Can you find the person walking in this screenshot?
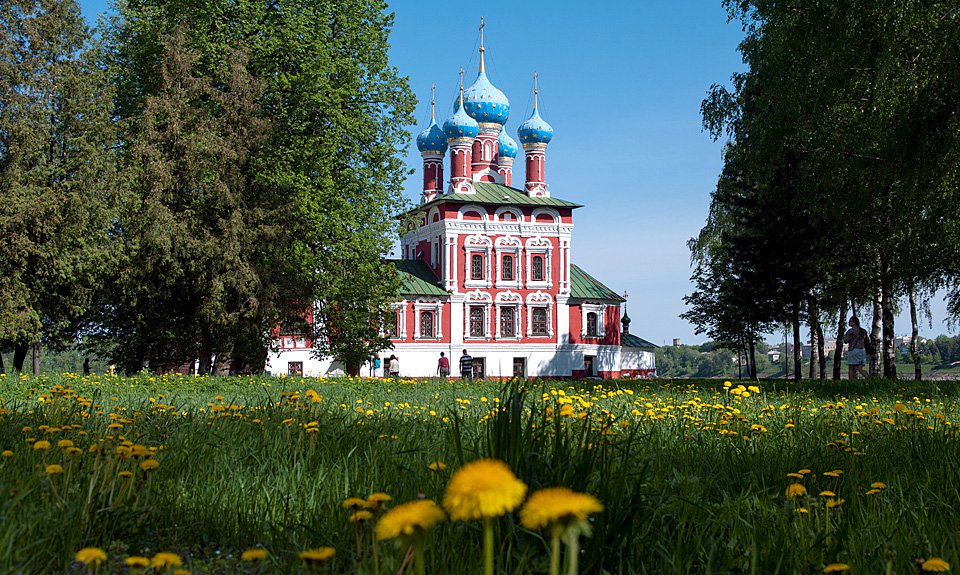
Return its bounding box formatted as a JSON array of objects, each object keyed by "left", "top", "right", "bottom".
[
  {"left": 388, "top": 355, "right": 400, "bottom": 379},
  {"left": 437, "top": 352, "right": 450, "bottom": 379},
  {"left": 843, "top": 316, "right": 869, "bottom": 380},
  {"left": 459, "top": 349, "right": 473, "bottom": 381}
]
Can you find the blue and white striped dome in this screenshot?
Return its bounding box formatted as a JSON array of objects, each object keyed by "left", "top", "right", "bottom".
[
  {"left": 463, "top": 71, "right": 510, "bottom": 125},
  {"left": 416, "top": 119, "right": 447, "bottom": 154},
  {"left": 517, "top": 106, "right": 553, "bottom": 145},
  {"left": 497, "top": 129, "right": 518, "bottom": 159},
  {"left": 443, "top": 101, "right": 479, "bottom": 140}
]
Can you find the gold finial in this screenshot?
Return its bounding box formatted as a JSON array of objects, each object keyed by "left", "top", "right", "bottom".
[
  {"left": 430, "top": 83, "right": 436, "bottom": 121},
  {"left": 458, "top": 67, "right": 464, "bottom": 108},
  {"left": 533, "top": 71, "right": 539, "bottom": 111},
  {"left": 478, "top": 17, "right": 486, "bottom": 74}
]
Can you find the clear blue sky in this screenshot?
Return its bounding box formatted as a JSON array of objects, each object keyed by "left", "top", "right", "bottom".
[{"left": 76, "top": 0, "right": 956, "bottom": 344}]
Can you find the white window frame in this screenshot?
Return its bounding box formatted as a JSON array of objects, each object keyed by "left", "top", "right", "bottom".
[
  {"left": 525, "top": 237, "right": 553, "bottom": 290},
  {"left": 413, "top": 299, "right": 443, "bottom": 340},
  {"left": 581, "top": 303, "right": 606, "bottom": 338},
  {"left": 495, "top": 291, "right": 522, "bottom": 340},
  {"left": 494, "top": 236, "right": 521, "bottom": 289},
  {"left": 525, "top": 292, "right": 554, "bottom": 338},
  {"left": 464, "top": 290, "right": 492, "bottom": 340},
  {"left": 389, "top": 302, "right": 407, "bottom": 340},
  {"left": 464, "top": 235, "right": 493, "bottom": 289}
]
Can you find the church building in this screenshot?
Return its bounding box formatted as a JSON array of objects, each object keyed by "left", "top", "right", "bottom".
[{"left": 267, "top": 29, "right": 656, "bottom": 378}]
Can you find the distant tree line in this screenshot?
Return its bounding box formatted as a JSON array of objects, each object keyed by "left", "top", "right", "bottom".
[
  {"left": 657, "top": 341, "right": 774, "bottom": 379},
  {"left": 684, "top": 0, "right": 960, "bottom": 381},
  {"left": 0, "top": 0, "right": 414, "bottom": 375}
]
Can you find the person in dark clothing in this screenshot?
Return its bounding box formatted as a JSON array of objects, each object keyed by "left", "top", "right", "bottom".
[
  {"left": 459, "top": 349, "right": 473, "bottom": 381},
  {"left": 83, "top": 358, "right": 91, "bottom": 376}
]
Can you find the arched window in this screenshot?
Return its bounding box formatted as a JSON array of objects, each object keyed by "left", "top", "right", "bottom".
[
  {"left": 586, "top": 312, "right": 598, "bottom": 337},
  {"left": 420, "top": 311, "right": 435, "bottom": 338},
  {"left": 502, "top": 254, "right": 514, "bottom": 281},
  {"left": 531, "top": 308, "right": 548, "bottom": 336},
  {"left": 531, "top": 255, "right": 544, "bottom": 281},
  {"left": 500, "top": 307, "right": 516, "bottom": 338},
  {"left": 471, "top": 254, "right": 484, "bottom": 280},
  {"left": 469, "top": 306, "right": 485, "bottom": 337}
]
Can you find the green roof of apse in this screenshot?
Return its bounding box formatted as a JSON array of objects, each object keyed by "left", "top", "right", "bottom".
[
  {"left": 622, "top": 333, "right": 659, "bottom": 349},
  {"left": 570, "top": 264, "right": 625, "bottom": 302},
  {"left": 389, "top": 259, "right": 447, "bottom": 296}
]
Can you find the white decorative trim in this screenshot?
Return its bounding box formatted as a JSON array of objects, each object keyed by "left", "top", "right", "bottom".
[
  {"left": 464, "top": 291, "right": 492, "bottom": 340},
  {"left": 390, "top": 302, "right": 407, "bottom": 340},
  {"left": 494, "top": 291, "right": 522, "bottom": 340},
  {"left": 525, "top": 291, "right": 554, "bottom": 338},
  {"left": 413, "top": 299, "right": 443, "bottom": 340},
  {"left": 494, "top": 235, "right": 522, "bottom": 289},
  {"left": 494, "top": 207, "right": 523, "bottom": 222},
  {"left": 525, "top": 236, "right": 554, "bottom": 290},
  {"left": 457, "top": 204, "right": 489, "bottom": 221},
  {"left": 464, "top": 235, "right": 493, "bottom": 289},
  {"left": 580, "top": 303, "right": 606, "bottom": 338}
]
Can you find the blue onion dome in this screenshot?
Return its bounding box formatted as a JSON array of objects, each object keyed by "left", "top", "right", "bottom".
[
  {"left": 416, "top": 119, "right": 447, "bottom": 154},
  {"left": 443, "top": 100, "right": 479, "bottom": 140},
  {"left": 463, "top": 71, "right": 510, "bottom": 125},
  {"left": 517, "top": 106, "right": 553, "bottom": 145},
  {"left": 497, "top": 129, "right": 518, "bottom": 159}
]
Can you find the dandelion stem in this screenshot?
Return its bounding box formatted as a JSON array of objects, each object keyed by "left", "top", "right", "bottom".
[
  {"left": 484, "top": 517, "right": 494, "bottom": 575},
  {"left": 414, "top": 542, "right": 426, "bottom": 575},
  {"left": 549, "top": 532, "right": 561, "bottom": 575},
  {"left": 565, "top": 529, "right": 579, "bottom": 575}
]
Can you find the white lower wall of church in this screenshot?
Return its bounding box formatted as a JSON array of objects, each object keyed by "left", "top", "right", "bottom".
[{"left": 620, "top": 348, "right": 656, "bottom": 371}]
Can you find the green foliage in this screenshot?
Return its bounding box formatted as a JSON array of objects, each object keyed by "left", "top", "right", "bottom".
[{"left": 0, "top": 0, "right": 119, "bottom": 350}]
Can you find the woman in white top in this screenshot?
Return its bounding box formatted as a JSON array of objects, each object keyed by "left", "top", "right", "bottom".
[{"left": 843, "top": 316, "right": 869, "bottom": 380}]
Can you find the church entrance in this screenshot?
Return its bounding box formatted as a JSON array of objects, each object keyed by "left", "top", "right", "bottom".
[
  {"left": 512, "top": 357, "right": 526, "bottom": 379},
  {"left": 472, "top": 357, "right": 485, "bottom": 379}
]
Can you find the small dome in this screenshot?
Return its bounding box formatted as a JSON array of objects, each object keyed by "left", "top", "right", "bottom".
[
  {"left": 416, "top": 119, "right": 447, "bottom": 153},
  {"left": 497, "top": 130, "right": 518, "bottom": 159},
  {"left": 463, "top": 72, "right": 510, "bottom": 125},
  {"left": 518, "top": 106, "right": 553, "bottom": 145},
  {"left": 443, "top": 101, "right": 479, "bottom": 140}
]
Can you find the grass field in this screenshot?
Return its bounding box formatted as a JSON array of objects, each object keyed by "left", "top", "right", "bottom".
[{"left": 1, "top": 373, "right": 958, "bottom": 574}]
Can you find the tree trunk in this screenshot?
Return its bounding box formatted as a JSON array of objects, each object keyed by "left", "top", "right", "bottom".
[
  {"left": 807, "top": 296, "right": 820, "bottom": 380},
  {"left": 13, "top": 345, "right": 28, "bottom": 372},
  {"left": 880, "top": 260, "right": 897, "bottom": 378},
  {"left": 198, "top": 336, "right": 213, "bottom": 375},
  {"left": 748, "top": 336, "right": 757, "bottom": 380},
  {"left": 870, "top": 289, "right": 882, "bottom": 377},
  {"left": 792, "top": 304, "right": 802, "bottom": 383},
  {"left": 833, "top": 302, "right": 847, "bottom": 380},
  {"left": 909, "top": 284, "right": 921, "bottom": 381},
  {"left": 213, "top": 352, "right": 233, "bottom": 376},
  {"left": 32, "top": 342, "right": 40, "bottom": 375},
  {"left": 0, "top": 352, "right": 4, "bottom": 374},
  {"left": 817, "top": 322, "right": 826, "bottom": 379}
]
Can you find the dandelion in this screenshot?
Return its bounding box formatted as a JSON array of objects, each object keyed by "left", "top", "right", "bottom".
[
  {"left": 1, "top": 450, "right": 11, "bottom": 457},
  {"left": 33, "top": 440, "right": 51, "bottom": 451},
  {"left": 376, "top": 500, "right": 445, "bottom": 575},
  {"left": 150, "top": 552, "right": 182, "bottom": 569},
  {"left": 823, "top": 564, "right": 850, "bottom": 572},
  {"left": 299, "top": 547, "right": 336, "bottom": 564},
  {"left": 826, "top": 498, "right": 845, "bottom": 509},
  {"left": 428, "top": 461, "right": 447, "bottom": 472},
  {"left": 342, "top": 497, "right": 368, "bottom": 510},
  {"left": 75, "top": 547, "right": 107, "bottom": 567},
  {"left": 520, "top": 488, "right": 604, "bottom": 575},
  {"left": 922, "top": 558, "right": 951, "bottom": 572},
  {"left": 870, "top": 482, "right": 887, "bottom": 489},
  {"left": 124, "top": 556, "right": 150, "bottom": 567},
  {"left": 819, "top": 490, "right": 836, "bottom": 497},
  {"left": 786, "top": 483, "right": 807, "bottom": 499},
  {"left": 45, "top": 464, "right": 63, "bottom": 475},
  {"left": 140, "top": 459, "right": 160, "bottom": 471},
  {"left": 444, "top": 459, "right": 527, "bottom": 575},
  {"left": 241, "top": 548, "right": 269, "bottom": 561},
  {"left": 118, "top": 471, "right": 133, "bottom": 478},
  {"left": 350, "top": 510, "right": 373, "bottom": 522},
  {"left": 367, "top": 492, "right": 392, "bottom": 510}
]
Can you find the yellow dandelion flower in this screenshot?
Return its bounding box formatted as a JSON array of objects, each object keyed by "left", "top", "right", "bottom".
[
  {"left": 785, "top": 483, "right": 807, "bottom": 499},
  {"left": 824, "top": 469, "right": 843, "bottom": 478},
  {"left": 519, "top": 487, "right": 603, "bottom": 532},
  {"left": 823, "top": 563, "right": 850, "bottom": 572},
  {"left": 865, "top": 489, "right": 881, "bottom": 495},
  {"left": 299, "top": 547, "right": 336, "bottom": 564},
  {"left": 375, "top": 499, "right": 446, "bottom": 541},
  {"left": 150, "top": 552, "right": 182, "bottom": 569},
  {"left": 140, "top": 459, "right": 160, "bottom": 471},
  {"left": 124, "top": 556, "right": 150, "bottom": 567},
  {"left": 118, "top": 471, "right": 133, "bottom": 478},
  {"left": 241, "top": 549, "right": 269, "bottom": 561},
  {"left": 350, "top": 510, "right": 373, "bottom": 522},
  {"left": 367, "top": 492, "right": 392, "bottom": 509},
  {"left": 922, "top": 558, "right": 951, "bottom": 572},
  {"left": 443, "top": 459, "right": 528, "bottom": 521},
  {"left": 45, "top": 464, "right": 63, "bottom": 475},
  {"left": 870, "top": 482, "right": 886, "bottom": 489},
  {"left": 75, "top": 547, "right": 107, "bottom": 566},
  {"left": 428, "top": 461, "right": 447, "bottom": 472},
  {"left": 798, "top": 469, "right": 812, "bottom": 475},
  {"left": 795, "top": 507, "right": 809, "bottom": 514},
  {"left": 1, "top": 450, "right": 11, "bottom": 457},
  {"left": 33, "top": 440, "right": 51, "bottom": 451},
  {"left": 342, "top": 497, "right": 369, "bottom": 510},
  {"left": 787, "top": 472, "right": 803, "bottom": 479},
  {"left": 826, "top": 498, "right": 845, "bottom": 509},
  {"left": 57, "top": 439, "right": 74, "bottom": 448},
  {"left": 819, "top": 490, "right": 836, "bottom": 497}
]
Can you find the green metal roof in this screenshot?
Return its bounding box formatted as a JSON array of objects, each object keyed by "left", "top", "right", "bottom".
[
  {"left": 389, "top": 259, "right": 448, "bottom": 297},
  {"left": 622, "top": 333, "right": 659, "bottom": 349},
  {"left": 417, "top": 181, "right": 582, "bottom": 210},
  {"left": 570, "top": 264, "right": 625, "bottom": 302}
]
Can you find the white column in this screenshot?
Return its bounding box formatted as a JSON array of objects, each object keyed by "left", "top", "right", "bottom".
[{"left": 556, "top": 294, "right": 570, "bottom": 345}]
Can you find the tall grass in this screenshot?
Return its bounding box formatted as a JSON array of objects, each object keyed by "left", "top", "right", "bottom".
[{"left": 0, "top": 373, "right": 958, "bottom": 573}]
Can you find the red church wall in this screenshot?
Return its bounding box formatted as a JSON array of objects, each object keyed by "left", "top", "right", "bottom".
[{"left": 568, "top": 305, "right": 621, "bottom": 346}]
